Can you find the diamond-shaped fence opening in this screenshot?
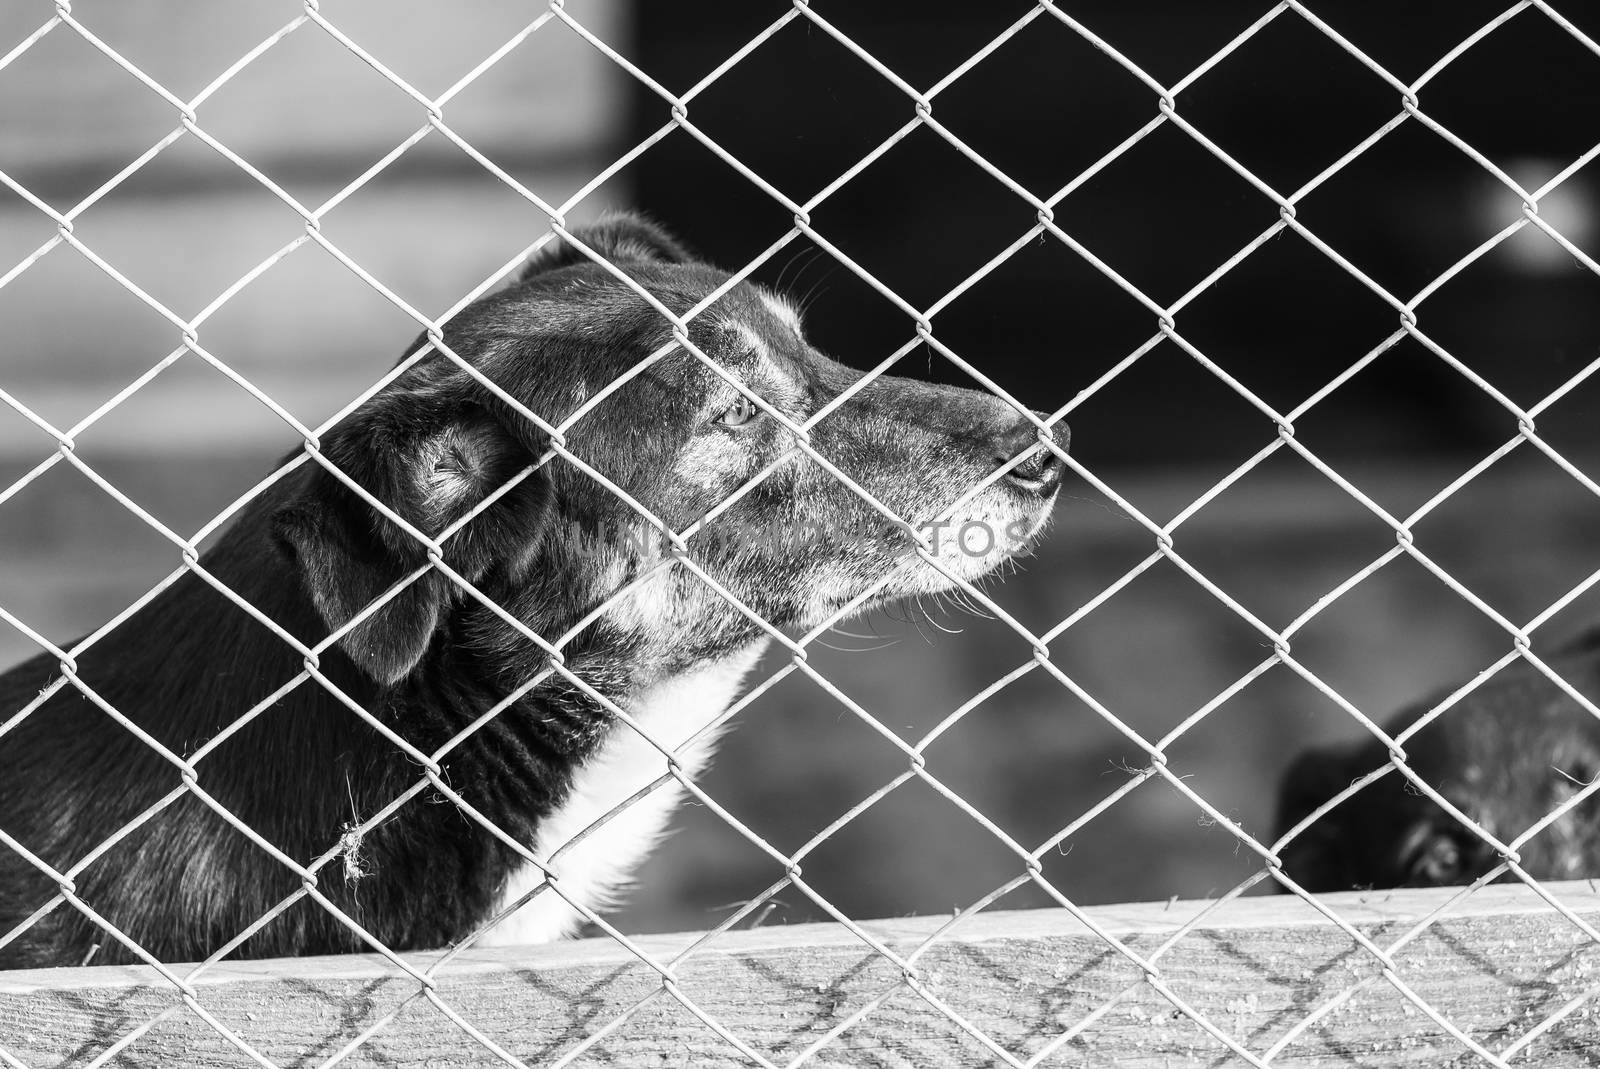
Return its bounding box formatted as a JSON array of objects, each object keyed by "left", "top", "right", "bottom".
[{"left": 5, "top": 2, "right": 1600, "bottom": 1066}]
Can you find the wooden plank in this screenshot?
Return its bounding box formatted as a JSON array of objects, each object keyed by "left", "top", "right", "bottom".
[{"left": 6, "top": 882, "right": 1600, "bottom": 1067}]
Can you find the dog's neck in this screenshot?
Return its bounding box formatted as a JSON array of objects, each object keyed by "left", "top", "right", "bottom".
[{"left": 477, "top": 639, "right": 767, "bottom": 944}]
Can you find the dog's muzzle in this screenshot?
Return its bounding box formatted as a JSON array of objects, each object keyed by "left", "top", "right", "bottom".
[{"left": 992, "top": 416, "right": 1066, "bottom": 495}]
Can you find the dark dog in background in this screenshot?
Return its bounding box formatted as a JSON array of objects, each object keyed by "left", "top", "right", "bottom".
[
  {"left": 1275, "top": 628, "right": 1600, "bottom": 892},
  {"left": 0, "top": 215, "right": 1063, "bottom": 969}
]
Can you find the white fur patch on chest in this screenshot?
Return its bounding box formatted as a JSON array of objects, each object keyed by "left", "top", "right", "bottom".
[{"left": 476, "top": 642, "right": 765, "bottom": 947}]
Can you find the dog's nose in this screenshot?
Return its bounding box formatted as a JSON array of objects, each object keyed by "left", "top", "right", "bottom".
[{"left": 993, "top": 416, "right": 1066, "bottom": 494}]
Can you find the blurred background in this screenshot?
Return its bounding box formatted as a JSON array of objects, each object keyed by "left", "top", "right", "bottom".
[{"left": 3, "top": 0, "right": 1600, "bottom": 939}]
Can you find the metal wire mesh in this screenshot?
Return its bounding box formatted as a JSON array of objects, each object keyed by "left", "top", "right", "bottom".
[{"left": 3, "top": 1, "right": 1600, "bottom": 1066}]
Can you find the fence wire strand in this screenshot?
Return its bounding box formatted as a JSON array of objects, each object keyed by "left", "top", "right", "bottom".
[{"left": 3, "top": 1, "right": 1600, "bottom": 1066}]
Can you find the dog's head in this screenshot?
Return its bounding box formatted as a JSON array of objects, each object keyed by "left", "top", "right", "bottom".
[
  {"left": 273, "top": 214, "right": 1065, "bottom": 685},
  {"left": 1275, "top": 684, "right": 1600, "bottom": 892}
]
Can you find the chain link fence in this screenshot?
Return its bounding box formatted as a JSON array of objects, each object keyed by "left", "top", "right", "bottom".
[{"left": 4, "top": 1, "right": 1600, "bottom": 1065}]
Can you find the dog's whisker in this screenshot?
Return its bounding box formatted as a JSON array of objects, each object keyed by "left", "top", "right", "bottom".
[
  {"left": 774, "top": 245, "right": 824, "bottom": 296},
  {"left": 815, "top": 635, "right": 902, "bottom": 654},
  {"left": 796, "top": 262, "right": 836, "bottom": 319},
  {"left": 825, "top": 624, "right": 888, "bottom": 641}
]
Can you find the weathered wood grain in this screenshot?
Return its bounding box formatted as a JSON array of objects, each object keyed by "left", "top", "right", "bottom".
[{"left": 6, "top": 882, "right": 1600, "bottom": 1067}]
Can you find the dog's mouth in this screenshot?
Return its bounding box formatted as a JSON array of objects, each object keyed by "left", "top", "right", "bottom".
[
  {"left": 805, "top": 485, "right": 1058, "bottom": 619},
  {"left": 1013, "top": 485, "right": 1060, "bottom": 537}
]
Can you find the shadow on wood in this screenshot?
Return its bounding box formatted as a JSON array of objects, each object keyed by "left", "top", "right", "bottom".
[{"left": 5, "top": 882, "right": 1600, "bottom": 1066}]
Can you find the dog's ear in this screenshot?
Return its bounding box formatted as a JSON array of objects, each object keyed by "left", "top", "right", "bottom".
[
  {"left": 520, "top": 213, "right": 693, "bottom": 281},
  {"left": 272, "top": 405, "right": 552, "bottom": 685},
  {"left": 1273, "top": 745, "right": 1363, "bottom": 892}
]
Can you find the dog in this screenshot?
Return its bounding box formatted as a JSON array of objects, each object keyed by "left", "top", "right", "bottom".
[
  {"left": 1274, "top": 627, "right": 1600, "bottom": 892},
  {"left": 0, "top": 214, "right": 1064, "bottom": 968}
]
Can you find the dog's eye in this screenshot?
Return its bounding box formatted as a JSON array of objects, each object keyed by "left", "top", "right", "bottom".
[{"left": 715, "top": 394, "right": 761, "bottom": 428}]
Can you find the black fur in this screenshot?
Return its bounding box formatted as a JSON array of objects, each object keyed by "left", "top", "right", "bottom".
[
  {"left": 0, "top": 214, "right": 1063, "bottom": 968},
  {"left": 1274, "top": 632, "right": 1600, "bottom": 893},
  {"left": 517, "top": 213, "right": 693, "bottom": 282}
]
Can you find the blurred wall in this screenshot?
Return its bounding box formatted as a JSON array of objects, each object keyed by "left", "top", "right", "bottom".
[
  {"left": 630, "top": 0, "right": 1600, "bottom": 470},
  {"left": 0, "top": 0, "right": 631, "bottom": 455}
]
